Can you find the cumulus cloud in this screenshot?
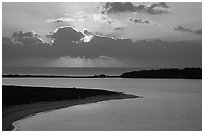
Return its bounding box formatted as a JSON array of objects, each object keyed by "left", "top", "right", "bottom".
[
  {"left": 47, "top": 26, "right": 84, "bottom": 43},
  {"left": 3, "top": 27, "right": 201, "bottom": 67},
  {"left": 47, "top": 26, "right": 97, "bottom": 43},
  {"left": 4, "top": 31, "right": 47, "bottom": 46},
  {"left": 47, "top": 12, "right": 125, "bottom": 33},
  {"left": 173, "top": 26, "right": 202, "bottom": 35},
  {"left": 12, "top": 31, "right": 40, "bottom": 38},
  {"left": 47, "top": 17, "right": 76, "bottom": 23},
  {"left": 83, "top": 29, "right": 93, "bottom": 36},
  {"left": 102, "top": 2, "right": 170, "bottom": 15},
  {"left": 174, "top": 26, "right": 192, "bottom": 32},
  {"left": 91, "top": 14, "right": 126, "bottom": 30},
  {"left": 3, "top": 31, "right": 51, "bottom": 61},
  {"left": 129, "top": 18, "right": 150, "bottom": 24},
  {"left": 102, "top": 2, "right": 136, "bottom": 13},
  {"left": 150, "top": 2, "right": 169, "bottom": 9},
  {"left": 92, "top": 14, "right": 112, "bottom": 24},
  {"left": 48, "top": 12, "right": 113, "bottom": 25},
  {"left": 3, "top": 37, "right": 23, "bottom": 45},
  {"left": 129, "top": 18, "right": 160, "bottom": 26}
]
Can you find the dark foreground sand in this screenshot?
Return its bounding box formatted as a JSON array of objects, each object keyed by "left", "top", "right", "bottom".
[{"left": 2, "top": 85, "right": 139, "bottom": 131}]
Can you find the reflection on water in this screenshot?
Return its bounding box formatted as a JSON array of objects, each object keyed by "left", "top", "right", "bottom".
[{"left": 3, "top": 78, "right": 202, "bottom": 131}]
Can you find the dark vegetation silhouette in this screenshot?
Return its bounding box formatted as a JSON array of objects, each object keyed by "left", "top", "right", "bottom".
[
  {"left": 3, "top": 68, "right": 202, "bottom": 79},
  {"left": 120, "top": 68, "right": 202, "bottom": 79}
]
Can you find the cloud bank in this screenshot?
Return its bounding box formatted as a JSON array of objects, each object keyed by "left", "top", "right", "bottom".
[
  {"left": 102, "top": 2, "right": 170, "bottom": 15},
  {"left": 44, "top": 2, "right": 174, "bottom": 42},
  {"left": 173, "top": 26, "right": 202, "bottom": 35},
  {"left": 129, "top": 18, "right": 150, "bottom": 24},
  {"left": 3, "top": 26, "right": 202, "bottom": 67}
]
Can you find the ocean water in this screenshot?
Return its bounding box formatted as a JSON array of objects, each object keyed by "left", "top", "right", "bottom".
[
  {"left": 3, "top": 78, "right": 202, "bottom": 131},
  {"left": 2, "top": 67, "right": 147, "bottom": 76}
]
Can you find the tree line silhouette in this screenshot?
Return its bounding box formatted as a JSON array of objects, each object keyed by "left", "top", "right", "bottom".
[
  {"left": 3, "top": 68, "right": 202, "bottom": 79},
  {"left": 120, "top": 68, "right": 201, "bottom": 79}
]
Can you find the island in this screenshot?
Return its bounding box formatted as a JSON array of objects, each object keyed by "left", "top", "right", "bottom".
[
  {"left": 2, "top": 85, "right": 139, "bottom": 131},
  {"left": 120, "top": 68, "right": 202, "bottom": 79}
]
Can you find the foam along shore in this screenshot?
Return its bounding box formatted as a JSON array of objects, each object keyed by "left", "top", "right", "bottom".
[{"left": 2, "top": 85, "right": 139, "bottom": 131}]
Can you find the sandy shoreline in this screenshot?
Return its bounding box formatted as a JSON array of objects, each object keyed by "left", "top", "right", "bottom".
[{"left": 3, "top": 92, "right": 138, "bottom": 131}]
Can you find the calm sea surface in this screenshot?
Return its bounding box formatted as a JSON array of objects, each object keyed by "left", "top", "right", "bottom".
[
  {"left": 3, "top": 78, "right": 202, "bottom": 131},
  {"left": 3, "top": 67, "right": 147, "bottom": 76}
]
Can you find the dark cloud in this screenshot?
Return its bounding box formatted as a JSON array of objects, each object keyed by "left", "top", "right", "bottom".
[
  {"left": 12, "top": 31, "right": 40, "bottom": 38},
  {"left": 47, "top": 26, "right": 84, "bottom": 43},
  {"left": 174, "top": 26, "right": 192, "bottom": 32},
  {"left": 173, "top": 26, "right": 202, "bottom": 35},
  {"left": 129, "top": 18, "right": 150, "bottom": 24},
  {"left": 2, "top": 37, "right": 13, "bottom": 44},
  {"left": 3, "top": 27, "right": 201, "bottom": 67},
  {"left": 102, "top": 2, "right": 136, "bottom": 13},
  {"left": 145, "top": 2, "right": 169, "bottom": 15},
  {"left": 56, "top": 19, "right": 64, "bottom": 23},
  {"left": 193, "top": 29, "right": 202, "bottom": 35},
  {"left": 3, "top": 31, "right": 51, "bottom": 60},
  {"left": 4, "top": 31, "right": 46, "bottom": 46},
  {"left": 150, "top": 2, "right": 169, "bottom": 9},
  {"left": 102, "top": 2, "right": 170, "bottom": 15},
  {"left": 83, "top": 29, "right": 93, "bottom": 35},
  {"left": 113, "top": 27, "right": 126, "bottom": 30}
]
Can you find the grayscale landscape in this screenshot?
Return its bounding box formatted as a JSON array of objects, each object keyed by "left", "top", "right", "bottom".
[{"left": 2, "top": 2, "right": 202, "bottom": 131}]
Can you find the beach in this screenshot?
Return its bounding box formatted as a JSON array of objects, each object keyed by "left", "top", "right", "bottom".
[
  {"left": 2, "top": 78, "right": 201, "bottom": 131},
  {"left": 2, "top": 85, "right": 139, "bottom": 131}
]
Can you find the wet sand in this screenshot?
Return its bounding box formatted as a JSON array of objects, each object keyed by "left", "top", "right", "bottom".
[{"left": 2, "top": 85, "right": 139, "bottom": 131}]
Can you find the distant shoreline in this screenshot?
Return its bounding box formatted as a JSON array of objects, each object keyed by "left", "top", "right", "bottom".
[
  {"left": 2, "top": 74, "right": 120, "bottom": 78},
  {"left": 2, "top": 85, "right": 139, "bottom": 131},
  {"left": 3, "top": 67, "right": 202, "bottom": 79}
]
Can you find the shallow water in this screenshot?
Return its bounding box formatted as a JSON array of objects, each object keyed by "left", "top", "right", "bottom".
[{"left": 3, "top": 78, "right": 202, "bottom": 131}]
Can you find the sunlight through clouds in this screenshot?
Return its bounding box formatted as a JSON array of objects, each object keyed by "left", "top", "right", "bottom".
[
  {"left": 47, "top": 56, "right": 128, "bottom": 67},
  {"left": 2, "top": 2, "right": 202, "bottom": 68}
]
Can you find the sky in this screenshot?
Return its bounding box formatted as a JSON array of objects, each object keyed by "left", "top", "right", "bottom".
[{"left": 2, "top": 2, "right": 202, "bottom": 68}]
